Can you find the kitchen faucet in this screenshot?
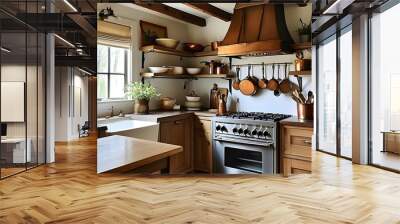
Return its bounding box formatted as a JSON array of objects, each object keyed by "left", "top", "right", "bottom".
[{"left": 110, "top": 106, "right": 114, "bottom": 117}]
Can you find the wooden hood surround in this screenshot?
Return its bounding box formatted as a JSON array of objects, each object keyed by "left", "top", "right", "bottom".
[{"left": 218, "top": 4, "right": 294, "bottom": 57}]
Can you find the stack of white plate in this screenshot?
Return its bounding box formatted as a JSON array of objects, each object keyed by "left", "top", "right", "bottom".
[{"left": 185, "top": 95, "right": 202, "bottom": 111}]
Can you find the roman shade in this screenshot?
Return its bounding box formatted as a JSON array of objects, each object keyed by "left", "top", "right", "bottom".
[{"left": 97, "top": 20, "right": 131, "bottom": 48}]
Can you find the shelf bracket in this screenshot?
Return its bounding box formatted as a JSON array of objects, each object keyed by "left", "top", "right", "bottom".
[
  {"left": 141, "top": 51, "right": 145, "bottom": 69},
  {"left": 228, "top": 57, "right": 233, "bottom": 94}
]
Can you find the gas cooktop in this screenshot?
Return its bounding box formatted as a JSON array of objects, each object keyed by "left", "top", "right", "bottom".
[{"left": 219, "top": 112, "right": 291, "bottom": 122}]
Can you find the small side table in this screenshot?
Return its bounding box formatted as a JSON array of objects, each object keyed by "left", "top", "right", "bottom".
[{"left": 381, "top": 131, "right": 400, "bottom": 155}]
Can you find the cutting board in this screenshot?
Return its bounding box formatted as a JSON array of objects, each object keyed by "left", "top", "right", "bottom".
[{"left": 210, "top": 88, "right": 228, "bottom": 109}]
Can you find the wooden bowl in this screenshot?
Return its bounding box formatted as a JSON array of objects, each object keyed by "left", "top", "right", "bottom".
[
  {"left": 160, "top": 97, "right": 176, "bottom": 110},
  {"left": 155, "top": 38, "right": 180, "bottom": 49}
]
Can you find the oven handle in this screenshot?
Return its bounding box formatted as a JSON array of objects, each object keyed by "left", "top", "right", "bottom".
[{"left": 214, "top": 135, "right": 273, "bottom": 147}]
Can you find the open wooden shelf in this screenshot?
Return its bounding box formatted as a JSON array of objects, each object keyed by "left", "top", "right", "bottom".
[
  {"left": 140, "top": 45, "right": 217, "bottom": 57},
  {"left": 292, "top": 42, "right": 312, "bottom": 50},
  {"left": 288, "top": 70, "right": 311, "bottom": 76},
  {"left": 140, "top": 72, "right": 233, "bottom": 79}
]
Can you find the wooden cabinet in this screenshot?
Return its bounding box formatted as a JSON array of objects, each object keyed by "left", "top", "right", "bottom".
[
  {"left": 193, "top": 116, "right": 212, "bottom": 173},
  {"left": 159, "top": 115, "right": 193, "bottom": 174},
  {"left": 281, "top": 122, "right": 313, "bottom": 177}
]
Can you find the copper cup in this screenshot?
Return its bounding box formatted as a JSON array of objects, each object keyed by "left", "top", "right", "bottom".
[
  {"left": 211, "top": 41, "right": 221, "bottom": 51},
  {"left": 297, "top": 103, "right": 313, "bottom": 120}
]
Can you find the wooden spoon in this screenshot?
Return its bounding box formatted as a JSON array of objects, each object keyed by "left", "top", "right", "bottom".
[{"left": 258, "top": 62, "right": 268, "bottom": 89}]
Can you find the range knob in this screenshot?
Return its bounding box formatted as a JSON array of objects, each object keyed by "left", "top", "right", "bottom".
[
  {"left": 257, "top": 130, "right": 264, "bottom": 137},
  {"left": 263, "top": 129, "right": 271, "bottom": 138},
  {"left": 216, "top": 125, "right": 221, "bottom": 131},
  {"left": 243, "top": 128, "right": 250, "bottom": 136},
  {"left": 232, "top": 127, "right": 238, "bottom": 134},
  {"left": 251, "top": 128, "right": 258, "bottom": 136},
  {"left": 238, "top": 128, "right": 244, "bottom": 135},
  {"left": 221, "top": 126, "right": 228, "bottom": 132}
]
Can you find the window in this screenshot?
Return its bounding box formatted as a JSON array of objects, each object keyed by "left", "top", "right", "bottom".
[
  {"left": 317, "top": 35, "right": 337, "bottom": 155},
  {"left": 370, "top": 3, "right": 400, "bottom": 171},
  {"left": 339, "top": 28, "right": 352, "bottom": 158},
  {"left": 97, "top": 44, "right": 128, "bottom": 99},
  {"left": 317, "top": 26, "right": 353, "bottom": 159}
]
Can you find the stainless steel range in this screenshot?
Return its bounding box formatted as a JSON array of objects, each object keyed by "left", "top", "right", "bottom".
[{"left": 212, "top": 112, "right": 291, "bottom": 174}]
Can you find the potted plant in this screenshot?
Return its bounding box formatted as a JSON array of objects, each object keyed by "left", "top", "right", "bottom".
[
  {"left": 297, "top": 19, "right": 311, "bottom": 43},
  {"left": 126, "top": 82, "right": 160, "bottom": 114}
]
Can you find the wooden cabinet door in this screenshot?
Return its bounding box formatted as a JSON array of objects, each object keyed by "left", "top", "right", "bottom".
[
  {"left": 282, "top": 126, "right": 313, "bottom": 160},
  {"left": 160, "top": 118, "right": 193, "bottom": 174},
  {"left": 281, "top": 125, "right": 313, "bottom": 177},
  {"left": 194, "top": 118, "right": 212, "bottom": 173}
]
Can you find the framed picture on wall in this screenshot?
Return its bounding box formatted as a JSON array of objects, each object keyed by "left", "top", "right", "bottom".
[{"left": 139, "top": 20, "right": 167, "bottom": 47}]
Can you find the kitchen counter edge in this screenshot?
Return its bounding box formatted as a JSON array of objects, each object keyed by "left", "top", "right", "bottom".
[{"left": 280, "top": 117, "right": 313, "bottom": 128}]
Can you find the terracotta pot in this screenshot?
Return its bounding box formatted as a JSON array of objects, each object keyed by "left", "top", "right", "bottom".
[{"left": 134, "top": 99, "right": 149, "bottom": 114}]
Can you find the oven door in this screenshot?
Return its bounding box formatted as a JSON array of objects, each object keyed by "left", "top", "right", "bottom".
[{"left": 213, "top": 137, "right": 276, "bottom": 174}]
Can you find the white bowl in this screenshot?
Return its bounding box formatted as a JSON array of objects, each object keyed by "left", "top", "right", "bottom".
[
  {"left": 155, "top": 38, "right": 180, "bottom": 49},
  {"left": 186, "top": 95, "right": 201, "bottom": 102},
  {"left": 148, "top": 67, "right": 170, "bottom": 73},
  {"left": 186, "top": 67, "right": 202, "bottom": 75}
]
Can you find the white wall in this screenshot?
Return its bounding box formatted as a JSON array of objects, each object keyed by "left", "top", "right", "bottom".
[
  {"left": 97, "top": 3, "right": 312, "bottom": 116},
  {"left": 55, "top": 67, "right": 89, "bottom": 141}
]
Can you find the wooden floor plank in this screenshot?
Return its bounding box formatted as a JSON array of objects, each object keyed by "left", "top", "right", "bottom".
[{"left": 0, "top": 137, "right": 400, "bottom": 223}]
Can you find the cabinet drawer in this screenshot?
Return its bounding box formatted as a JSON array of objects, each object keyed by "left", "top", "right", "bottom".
[
  {"left": 283, "top": 158, "right": 311, "bottom": 177},
  {"left": 282, "top": 126, "right": 312, "bottom": 159}
]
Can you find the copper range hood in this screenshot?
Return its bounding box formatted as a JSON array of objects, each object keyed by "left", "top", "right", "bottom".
[{"left": 218, "top": 4, "right": 294, "bottom": 57}]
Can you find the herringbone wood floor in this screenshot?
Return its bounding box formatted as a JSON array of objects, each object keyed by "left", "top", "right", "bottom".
[{"left": 1, "top": 137, "right": 400, "bottom": 223}]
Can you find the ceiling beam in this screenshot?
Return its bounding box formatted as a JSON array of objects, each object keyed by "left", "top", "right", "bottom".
[
  {"left": 67, "top": 13, "right": 97, "bottom": 43},
  {"left": 134, "top": 3, "right": 206, "bottom": 27},
  {"left": 184, "top": 3, "right": 232, "bottom": 22}
]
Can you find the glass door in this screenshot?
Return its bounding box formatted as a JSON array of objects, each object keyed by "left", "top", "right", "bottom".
[
  {"left": 317, "top": 26, "right": 353, "bottom": 159},
  {"left": 0, "top": 1, "right": 46, "bottom": 179},
  {"left": 370, "top": 3, "right": 400, "bottom": 171},
  {"left": 339, "top": 27, "right": 352, "bottom": 159},
  {"left": 317, "top": 35, "right": 337, "bottom": 155}
]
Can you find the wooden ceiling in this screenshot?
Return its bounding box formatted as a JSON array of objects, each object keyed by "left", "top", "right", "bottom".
[{"left": 133, "top": 3, "right": 233, "bottom": 26}]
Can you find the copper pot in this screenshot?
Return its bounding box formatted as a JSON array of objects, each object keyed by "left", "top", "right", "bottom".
[{"left": 297, "top": 103, "right": 313, "bottom": 120}]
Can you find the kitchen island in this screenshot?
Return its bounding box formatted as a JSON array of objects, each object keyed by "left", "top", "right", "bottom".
[{"left": 97, "top": 135, "right": 182, "bottom": 174}]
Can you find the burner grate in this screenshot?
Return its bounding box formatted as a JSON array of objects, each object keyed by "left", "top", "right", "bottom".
[{"left": 225, "top": 112, "right": 291, "bottom": 121}]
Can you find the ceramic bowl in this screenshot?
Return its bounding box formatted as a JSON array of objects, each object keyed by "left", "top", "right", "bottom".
[
  {"left": 148, "top": 67, "right": 170, "bottom": 73},
  {"left": 155, "top": 38, "right": 180, "bottom": 49},
  {"left": 185, "top": 101, "right": 202, "bottom": 108},
  {"left": 185, "top": 95, "right": 201, "bottom": 102},
  {"left": 186, "top": 67, "right": 202, "bottom": 75}
]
